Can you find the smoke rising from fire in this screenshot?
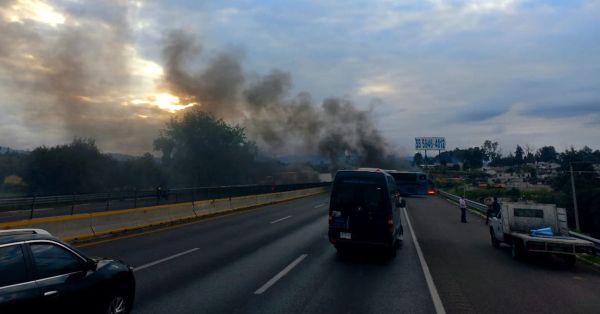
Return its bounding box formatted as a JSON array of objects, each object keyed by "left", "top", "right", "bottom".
[
  {"left": 0, "top": 0, "right": 407, "bottom": 170},
  {"left": 162, "top": 30, "right": 407, "bottom": 170},
  {"left": 0, "top": 0, "right": 168, "bottom": 152}
]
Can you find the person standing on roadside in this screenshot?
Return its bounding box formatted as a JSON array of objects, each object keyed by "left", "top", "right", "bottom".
[
  {"left": 486, "top": 198, "right": 493, "bottom": 225},
  {"left": 491, "top": 197, "right": 501, "bottom": 221},
  {"left": 459, "top": 196, "right": 467, "bottom": 223}
]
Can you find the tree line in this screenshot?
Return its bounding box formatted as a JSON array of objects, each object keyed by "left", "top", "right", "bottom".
[
  {"left": 0, "top": 110, "right": 317, "bottom": 196},
  {"left": 413, "top": 140, "right": 563, "bottom": 170},
  {"left": 414, "top": 141, "right": 600, "bottom": 236}
]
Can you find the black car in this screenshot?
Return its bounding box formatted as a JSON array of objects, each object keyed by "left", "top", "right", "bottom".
[
  {"left": 0, "top": 229, "right": 135, "bottom": 314},
  {"left": 328, "top": 169, "right": 405, "bottom": 257}
]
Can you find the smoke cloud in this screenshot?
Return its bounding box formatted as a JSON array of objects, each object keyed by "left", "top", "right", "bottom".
[
  {"left": 161, "top": 30, "right": 407, "bottom": 171},
  {"left": 0, "top": 0, "right": 168, "bottom": 153},
  {"left": 0, "top": 0, "right": 408, "bottom": 170}
]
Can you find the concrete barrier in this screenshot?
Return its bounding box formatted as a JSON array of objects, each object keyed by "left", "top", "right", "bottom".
[{"left": 0, "top": 186, "right": 328, "bottom": 242}]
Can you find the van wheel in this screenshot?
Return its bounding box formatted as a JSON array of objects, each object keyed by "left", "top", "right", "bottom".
[
  {"left": 388, "top": 242, "right": 397, "bottom": 259},
  {"left": 511, "top": 240, "right": 525, "bottom": 260},
  {"left": 396, "top": 232, "right": 403, "bottom": 249},
  {"left": 335, "top": 245, "right": 347, "bottom": 256},
  {"left": 490, "top": 228, "right": 500, "bottom": 248}
]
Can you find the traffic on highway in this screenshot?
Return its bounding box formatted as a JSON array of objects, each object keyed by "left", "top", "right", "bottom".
[
  {"left": 1, "top": 1, "right": 599, "bottom": 313},
  {"left": 2, "top": 169, "right": 599, "bottom": 313}
]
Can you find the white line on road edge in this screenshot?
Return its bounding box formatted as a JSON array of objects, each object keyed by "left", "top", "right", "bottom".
[
  {"left": 403, "top": 207, "right": 446, "bottom": 314},
  {"left": 270, "top": 215, "right": 292, "bottom": 224},
  {"left": 314, "top": 203, "right": 325, "bottom": 208},
  {"left": 254, "top": 254, "right": 307, "bottom": 295},
  {"left": 134, "top": 248, "right": 200, "bottom": 272}
]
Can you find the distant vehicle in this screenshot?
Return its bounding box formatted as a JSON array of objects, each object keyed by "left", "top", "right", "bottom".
[
  {"left": 386, "top": 170, "right": 428, "bottom": 196},
  {"left": 328, "top": 169, "right": 404, "bottom": 257},
  {"left": 0, "top": 229, "right": 135, "bottom": 314},
  {"left": 426, "top": 180, "right": 437, "bottom": 195},
  {"left": 489, "top": 203, "right": 595, "bottom": 267}
]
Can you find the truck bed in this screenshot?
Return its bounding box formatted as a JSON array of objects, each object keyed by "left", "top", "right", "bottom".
[{"left": 510, "top": 232, "right": 595, "bottom": 255}]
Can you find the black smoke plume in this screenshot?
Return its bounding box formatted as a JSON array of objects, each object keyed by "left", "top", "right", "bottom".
[{"left": 161, "top": 30, "right": 408, "bottom": 171}]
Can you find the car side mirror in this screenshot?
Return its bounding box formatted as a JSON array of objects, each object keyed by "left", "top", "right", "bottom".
[{"left": 85, "top": 260, "right": 97, "bottom": 272}]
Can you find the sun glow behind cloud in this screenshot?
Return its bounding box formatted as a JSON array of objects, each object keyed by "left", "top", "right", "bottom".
[
  {"left": 130, "top": 93, "right": 197, "bottom": 113},
  {"left": 1, "top": 0, "right": 65, "bottom": 26}
]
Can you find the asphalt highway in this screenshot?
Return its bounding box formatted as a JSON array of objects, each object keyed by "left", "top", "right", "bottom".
[
  {"left": 409, "top": 196, "right": 600, "bottom": 314},
  {"left": 78, "top": 193, "right": 600, "bottom": 314}
]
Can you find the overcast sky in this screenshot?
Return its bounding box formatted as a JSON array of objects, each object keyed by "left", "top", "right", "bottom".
[{"left": 0, "top": 0, "right": 598, "bottom": 156}]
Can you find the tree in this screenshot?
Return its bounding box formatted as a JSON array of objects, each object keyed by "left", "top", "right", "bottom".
[
  {"left": 482, "top": 140, "right": 500, "bottom": 162},
  {"left": 0, "top": 152, "right": 28, "bottom": 193},
  {"left": 514, "top": 145, "right": 524, "bottom": 164},
  {"left": 24, "top": 138, "right": 113, "bottom": 194},
  {"left": 114, "top": 153, "right": 166, "bottom": 190},
  {"left": 413, "top": 152, "right": 424, "bottom": 167},
  {"left": 462, "top": 147, "right": 484, "bottom": 170},
  {"left": 154, "top": 109, "right": 258, "bottom": 186},
  {"left": 524, "top": 144, "right": 535, "bottom": 164},
  {"left": 552, "top": 146, "right": 600, "bottom": 236},
  {"left": 536, "top": 146, "right": 557, "bottom": 162}
]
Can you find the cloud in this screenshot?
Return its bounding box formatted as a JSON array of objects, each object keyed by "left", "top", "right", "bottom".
[
  {"left": 451, "top": 101, "right": 513, "bottom": 123},
  {"left": 0, "top": 0, "right": 174, "bottom": 154},
  {"left": 358, "top": 83, "right": 394, "bottom": 96},
  {"left": 521, "top": 101, "right": 600, "bottom": 118}
]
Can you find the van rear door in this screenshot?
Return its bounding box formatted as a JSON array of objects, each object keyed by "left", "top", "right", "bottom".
[{"left": 330, "top": 177, "right": 389, "bottom": 243}]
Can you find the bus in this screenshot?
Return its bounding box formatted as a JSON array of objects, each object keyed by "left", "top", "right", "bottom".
[{"left": 385, "top": 170, "right": 429, "bottom": 196}]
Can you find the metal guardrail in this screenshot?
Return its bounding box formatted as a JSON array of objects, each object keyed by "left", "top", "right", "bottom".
[
  {"left": 570, "top": 231, "right": 600, "bottom": 252},
  {"left": 438, "top": 190, "right": 599, "bottom": 255},
  {"left": 437, "top": 190, "right": 488, "bottom": 213},
  {"left": 0, "top": 182, "right": 331, "bottom": 219}
]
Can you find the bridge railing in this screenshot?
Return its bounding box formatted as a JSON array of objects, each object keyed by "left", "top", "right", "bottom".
[
  {"left": 0, "top": 182, "right": 331, "bottom": 219},
  {"left": 437, "top": 190, "right": 599, "bottom": 254}
]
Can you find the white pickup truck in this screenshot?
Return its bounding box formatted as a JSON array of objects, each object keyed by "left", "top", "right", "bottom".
[{"left": 489, "top": 202, "right": 595, "bottom": 266}]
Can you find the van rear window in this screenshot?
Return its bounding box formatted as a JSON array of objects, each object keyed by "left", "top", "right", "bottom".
[{"left": 332, "top": 180, "right": 385, "bottom": 211}]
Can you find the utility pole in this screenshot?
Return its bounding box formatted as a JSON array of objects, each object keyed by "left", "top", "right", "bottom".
[{"left": 569, "top": 163, "right": 580, "bottom": 231}]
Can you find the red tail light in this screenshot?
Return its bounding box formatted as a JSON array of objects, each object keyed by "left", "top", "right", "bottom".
[{"left": 387, "top": 215, "right": 394, "bottom": 232}]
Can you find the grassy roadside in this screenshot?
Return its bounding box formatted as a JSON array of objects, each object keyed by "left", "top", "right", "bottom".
[{"left": 580, "top": 255, "right": 600, "bottom": 265}]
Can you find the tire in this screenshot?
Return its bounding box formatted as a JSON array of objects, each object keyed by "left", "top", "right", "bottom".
[
  {"left": 335, "top": 245, "right": 348, "bottom": 257},
  {"left": 490, "top": 229, "right": 500, "bottom": 248},
  {"left": 397, "top": 229, "right": 403, "bottom": 249},
  {"left": 104, "top": 292, "right": 132, "bottom": 314},
  {"left": 388, "top": 244, "right": 397, "bottom": 259},
  {"left": 511, "top": 240, "right": 525, "bottom": 261}
]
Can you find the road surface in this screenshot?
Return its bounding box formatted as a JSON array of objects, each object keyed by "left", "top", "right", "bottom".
[{"left": 78, "top": 194, "right": 600, "bottom": 314}]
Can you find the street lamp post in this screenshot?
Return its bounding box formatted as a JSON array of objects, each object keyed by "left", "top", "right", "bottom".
[{"left": 569, "top": 163, "right": 580, "bottom": 231}]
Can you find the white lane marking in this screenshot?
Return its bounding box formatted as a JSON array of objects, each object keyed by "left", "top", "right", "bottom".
[
  {"left": 270, "top": 215, "right": 292, "bottom": 224},
  {"left": 403, "top": 207, "right": 446, "bottom": 314},
  {"left": 133, "top": 248, "right": 200, "bottom": 272},
  {"left": 254, "top": 254, "right": 307, "bottom": 295},
  {"left": 314, "top": 203, "right": 325, "bottom": 208}
]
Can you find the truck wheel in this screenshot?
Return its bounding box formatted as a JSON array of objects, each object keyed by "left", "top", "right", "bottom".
[
  {"left": 490, "top": 228, "right": 500, "bottom": 248},
  {"left": 511, "top": 240, "right": 525, "bottom": 260},
  {"left": 561, "top": 255, "right": 576, "bottom": 268}
]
